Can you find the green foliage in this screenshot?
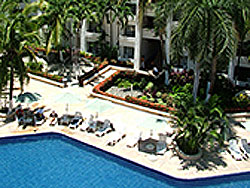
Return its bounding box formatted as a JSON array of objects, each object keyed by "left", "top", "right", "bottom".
[
  {"left": 117, "top": 79, "right": 132, "bottom": 89},
  {"left": 156, "top": 91, "right": 162, "bottom": 98},
  {"left": 232, "top": 93, "right": 250, "bottom": 108},
  {"left": 140, "top": 95, "right": 148, "bottom": 100},
  {"left": 0, "top": 0, "right": 41, "bottom": 97},
  {"left": 171, "top": 95, "right": 230, "bottom": 155},
  {"left": 26, "top": 62, "right": 44, "bottom": 72},
  {"left": 145, "top": 82, "right": 154, "bottom": 90}
]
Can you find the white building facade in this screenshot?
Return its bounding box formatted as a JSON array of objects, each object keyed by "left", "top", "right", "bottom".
[{"left": 79, "top": 1, "right": 172, "bottom": 71}]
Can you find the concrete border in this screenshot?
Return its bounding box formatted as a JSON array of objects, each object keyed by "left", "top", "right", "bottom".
[
  {"left": 91, "top": 91, "right": 173, "bottom": 119},
  {"left": 28, "top": 73, "right": 65, "bottom": 88}
]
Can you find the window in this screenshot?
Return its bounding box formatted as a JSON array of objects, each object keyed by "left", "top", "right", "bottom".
[
  {"left": 124, "top": 25, "right": 135, "bottom": 37},
  {"left": 143, "top": 16, "right": 154, "bottom": 29},
  {"left": 127, "top": 3, "right": 136, "bottom": 15},
  {"left": 87, "top": 22, "right": 99, "bottom": 33},
  {"left": 124, "top": 47, "right": 134, "bottom": 59}
]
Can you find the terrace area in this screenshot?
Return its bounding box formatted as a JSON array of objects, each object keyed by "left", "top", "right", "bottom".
[{"left": 0, "top": 69, "right": 249, "bottom": 180}]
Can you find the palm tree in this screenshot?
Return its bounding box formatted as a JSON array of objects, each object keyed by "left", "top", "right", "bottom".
[
  {"left": 155, "top": 0, "right": 240, "bottom": 101},
  {"left": 0, "top": 0, "right": 41, "bottom": 110},
  {"left": 229, "top": 0, "right": 249, "bottom": 81},
  {"left": 39, "top": 0, "right": 76, "bottom": 56}
]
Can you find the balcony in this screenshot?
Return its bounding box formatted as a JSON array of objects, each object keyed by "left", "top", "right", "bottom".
[
  {"left": 85, "top": 32, "right": 101, "bottom": 41},
  {"left": 145, "top": 6, "right": 155, "bottom": 17}
]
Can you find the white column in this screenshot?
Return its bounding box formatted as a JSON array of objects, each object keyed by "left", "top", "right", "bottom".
[
  {"left": 134, "top": 0, "right": 142, "bottom": 71},
  {"left": 228, "top": 58, "right": 236, "bottom": 82},
  {"left": 80, "top": 19, "right": 87, "bottom": 52},
  {"left": 165, "top": 14, "right": 172, "bottom": 65}
]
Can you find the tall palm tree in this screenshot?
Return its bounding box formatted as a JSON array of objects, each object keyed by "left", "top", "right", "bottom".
[
  {"left": 229, "top": 0, "right": 249, "bottom": 79},
  {"left": 0, "top": 0, "right": 41, "bottom": 110},
  {"left": 39, "top": 0, "right": 76, "bottom": 56},
  {"left": 155, "top": 0, "right": 240, "bottom": 101}
]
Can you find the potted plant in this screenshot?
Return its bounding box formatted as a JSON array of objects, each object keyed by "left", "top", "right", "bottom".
[{"left": 171, "top": 94, "right": 230, "bottom": 160}]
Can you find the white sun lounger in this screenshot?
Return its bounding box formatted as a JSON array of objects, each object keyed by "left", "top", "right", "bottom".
[
  {"left": 106, "top": 131, "right": 126, "bottom": 146},
  {"left": 228, "top": 139, "right": 243, "bottom": 161},
  {"left": 79, "top": 115, "right": 95, "bottom": 132},
  {"left": 126, "top": 131, "right": 142, "bottom": 148},
  {"left": 240, "top": 139, "right": 250, "bottom": 158}
]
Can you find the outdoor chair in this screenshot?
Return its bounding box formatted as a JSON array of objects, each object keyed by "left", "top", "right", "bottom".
[
  {"left": 126, "top": 131, "right": 142, "bottom": 148},
  {"left": 69, "top": 113, "right": 83, "bottom": 129},
  {"left": 228, "top": 139, "right": 243, "bottom": 161},
  {"left": 106, "top": 131, "right": 126, "bottom": 146},
  {"left": 95, "top": 119, "right": 113, "bottom": 137},
  {"left": 240, "top": 139, "right": 250, "bottom": 158}
]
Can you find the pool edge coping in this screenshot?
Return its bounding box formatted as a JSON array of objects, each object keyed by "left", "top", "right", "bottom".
[{"left": 0, "top": 131, "right": 249, "bottom": 182}]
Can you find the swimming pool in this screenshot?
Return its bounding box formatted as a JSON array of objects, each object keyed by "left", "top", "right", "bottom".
[{"left": 0, "top": 133, "right": 249, "bottom": 188}]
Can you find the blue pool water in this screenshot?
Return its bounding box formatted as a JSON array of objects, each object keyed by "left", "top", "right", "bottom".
[{"left": 0, "top": 133, "right": 249, "bottom": 188}]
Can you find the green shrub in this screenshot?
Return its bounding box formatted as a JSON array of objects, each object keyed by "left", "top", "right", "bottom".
[
  {"left": 145, "top": 82, "right": 154, "bottom": 90},
  {"left": 161, "top": 93, "right": 168, "bottom": 100},
  {"left": 172, "top": 95, "right": 230, "bottom": 155},
  {"left": 156, "top": 91, "right": 162, "bottom": 98},
  {"left": 140, "top": 95, "right": 148, "bottom": 100},
  {"left": 26, "top": 61, "right": 44, "bottom": 72}
]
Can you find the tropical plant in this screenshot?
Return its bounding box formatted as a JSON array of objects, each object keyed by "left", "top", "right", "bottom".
[
  {"left": 38, "top": 0, "right": 77, "bottom": 55},
  {"left": 154, "top": 0, "right": 246, "bottom": 101},
  {"left": 0, "top": 0, "right": 41, "bottom": 109},
  {"left": 171, "top": 94, "right": 230, "bottom": 155}
]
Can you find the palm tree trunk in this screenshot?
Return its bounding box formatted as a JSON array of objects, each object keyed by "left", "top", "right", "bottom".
[
  {"left": 159, "top": 33, "right": 166, "bottom": 68},
  {"left": 193, "top": 61, "right": 200, "bottom": 102},
  {"left": 165, "top": 13, "right": 172, "bottom": 66},
  {"left": 209, "top": 56, "right": 217, "bottom": 95},
  {"left": 9, "top": 62, "right": 14, "bottom": 111},
  {"left": 109, "top": 11, "right": 113, "bottom": 47}
]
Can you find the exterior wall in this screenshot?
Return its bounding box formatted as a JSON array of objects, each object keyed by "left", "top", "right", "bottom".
[
  {"left": 79, "top": 0, "right": 163, "bottom": 70},
  {"left": 78, "top": 1, "right": 178, "bottom": 71}
]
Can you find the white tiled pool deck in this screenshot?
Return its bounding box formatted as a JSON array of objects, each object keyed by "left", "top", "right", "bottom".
[{"left": 0, "top": 79, "right": 249, "bottom": 180}]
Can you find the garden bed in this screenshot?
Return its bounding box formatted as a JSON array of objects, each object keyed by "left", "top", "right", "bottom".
[{"left": 93, "top": 70, "right": 174, "bottom": 113}]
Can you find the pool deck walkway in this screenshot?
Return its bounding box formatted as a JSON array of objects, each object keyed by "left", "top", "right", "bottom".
[{"left": 0, "top": 78, "right": 249, "bottom": 180}]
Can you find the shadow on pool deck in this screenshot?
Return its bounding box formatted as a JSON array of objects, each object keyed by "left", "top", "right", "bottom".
[{"left": 177, "top": 148, "right": 228, "bottom": 171}]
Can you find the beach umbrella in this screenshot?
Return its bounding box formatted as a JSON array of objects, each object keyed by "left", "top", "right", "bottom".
[
  {"left": 14, "top": 92, "right": 42, "bottom": 106},
  {"left": 53, "top": 91, "right": 82, "bottom": 114}
]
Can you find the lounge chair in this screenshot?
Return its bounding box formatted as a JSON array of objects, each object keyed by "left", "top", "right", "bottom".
[
  {"left": 228, "top": 139, "right": 243, "bottom": 161},
  {"left": 106, "top": 131, "right": 126, "bottom": 146},
  {"left": 126, "top": 131, "right": 142, "bottom": 148},
  {"left": 240, "top": 139, "right": 250, "bottom": 158},
  {"left": 156, "top": 134, "right": 167, "bottom": 155},
  {"left": 95, "top": 119, "right": 113, "bottom": 137},
  {"left": 69, "top": 112, "right": 83, "bottom": 129},
  {"left": 79, "top": 115, "right": 95, "bottom": 132}
]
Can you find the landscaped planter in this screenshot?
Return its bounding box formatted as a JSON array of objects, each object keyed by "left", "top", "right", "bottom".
[
  {"left": 175, "top": 145, "right": 203, "bottom": 160},
  {"left": 93, "top": 70, "right": 174, "bottom": 113},
  {"left": 27, "top": 69, "right": 63, "bottom": 83}
]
